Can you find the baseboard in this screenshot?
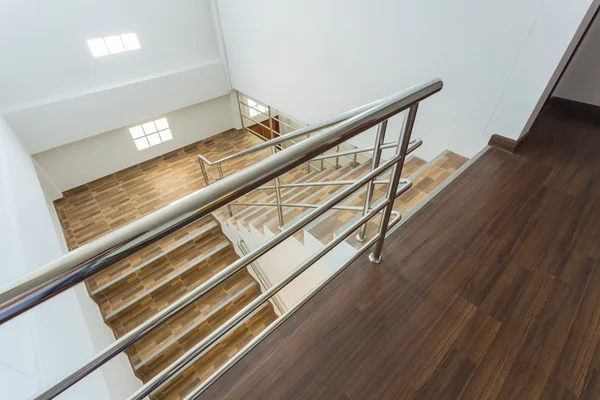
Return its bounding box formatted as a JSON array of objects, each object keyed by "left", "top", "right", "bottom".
[
  {"left": 488, "top": 134, "right": 518, "bottom": 153},
  {"left": 550, "top": 96, "right": 600, "bottom": 117}
]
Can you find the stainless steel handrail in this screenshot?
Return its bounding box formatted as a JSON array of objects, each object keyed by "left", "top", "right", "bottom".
[
  {"left": 197, "top": 88, "right": 412, "bottom": 168},
  {"left": 0, "top": 78, "right": 442, "bottom": 399}
]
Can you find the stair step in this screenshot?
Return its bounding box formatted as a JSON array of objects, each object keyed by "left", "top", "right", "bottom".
[
  {"left": 103, "top": 238, "right": 232, "bottom": 323},
  {"left": 150, "top": 302, "right": 277, "bottom": 400},
  {"left": 132, "top": 279, "right": 259, "bottom": 380},
  {"left": 303, "top": 156, "right": 425, "bottom": 244},
  {"left": 272, "top": 162, "right": 372, "bottom": 242},
  {"left": 86, "top": 215, "right": 216, "bottom": 295},
  {"left": 90, "top": 219, "right": 219, "bottom": 297},
  {"left": 329, "top": 151, "right": 469, "bottom": 249}
]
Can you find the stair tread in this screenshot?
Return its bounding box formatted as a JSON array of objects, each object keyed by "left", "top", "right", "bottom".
[
  {"left": 133, "top": 280, "right": 258, "bottom": 372},
  {"left": 91, "top": 220, "right": 219, "bottom": 296},
  {"left": 86, "top": 215, "right": 216, "bottom": 294}
]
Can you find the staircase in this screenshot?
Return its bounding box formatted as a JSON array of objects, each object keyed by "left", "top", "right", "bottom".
[
  {"left": 83, "top": 215, "right": 277, "bottom": 399},
  {"left": 14, "top": 81, "right": 464, "bottom": 399},
  {"left": 73, "top": 141, "right": 465, "bottom": 399}
]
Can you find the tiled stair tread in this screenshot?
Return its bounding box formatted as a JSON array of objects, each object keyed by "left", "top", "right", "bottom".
[
  {"left": 134, "top": 282, "right": 257, "bottom": 370},
  {"left": 249, "top": 165, "right": 353, "bottom": 232},
  {"left": 91, "top": 219, "right": 219, "bottom": 296},
  {"left": 270, "top": 162, "right": 372, "bottom": 235},
  {"left": 320, "top": 151, "right": 468, "bottom": 247},
  {"left": 299, "top": 156, "right": 425, "bottom": 235},
  {"left": 226, "top": 169, "right": 321, "bottom": 225},
  {"left": 271, "top": 163, "right": 368, "bottom": 227},
  {"left": 125, "top": 268, "right": 255, "bottom": 369},
  {"left": 86, "top": 215, "right": 216, "bottom": 292},
  {"left": 105, "top": 240, "right": 232, "bottom": 320},
  {"left": 213, "top": 165, "right": 316, "bottom": 222},
  {"left": 152, "top": 302, "right": 277, "bottom": 399},
  {"left": 233, "top": 166, "right": 342, "bottom": 231}
]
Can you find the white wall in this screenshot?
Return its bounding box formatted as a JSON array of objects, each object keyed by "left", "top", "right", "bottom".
[
  {"left": 485, "top": 0, "right": 599, "bottom": 140},
  {"left": 217, "top": 0, "right": 596, "bottom": 160},
  {"left": 34, "top": 94, "right": 235, "bottom": 194},
  {"left": 0, "top": 0, "right": 231, "bottom": 154},
  {"left": 554, "top": 12, "right": 600, "bottom": 106},
  {"left": 0, "top": 117, "right": 140, "bottom": 399}
]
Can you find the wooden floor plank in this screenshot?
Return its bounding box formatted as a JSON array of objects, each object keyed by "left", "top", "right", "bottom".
[{"left": 198, "top": 105, "right": 600, "bottom": 399}]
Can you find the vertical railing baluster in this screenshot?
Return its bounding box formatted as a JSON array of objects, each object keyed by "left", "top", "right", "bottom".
[
  {"left": 268, "top": 106, "right": 285, "bottom": 228},
  {"left": 198, "top": 158, "right": 210, "bottom": 187},
  {"left": 356, "top": 121, "right": 388, "bottom": 242},
  {"left": 369, "top": 104, "right": 419, "bottom": 264},
  {"left": 216, "top": 164, "right": 234, "bottom": 217},
  {"left": 236, "top": 91, "right": 246, "bottom": 137}
]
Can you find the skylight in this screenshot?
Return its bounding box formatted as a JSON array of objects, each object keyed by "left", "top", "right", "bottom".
[
  {"left": 129, "top": 118, "right": 172, "bottom": 151},
  {"left": 87, "top": 33, "right": 141, "bottom": 57}
]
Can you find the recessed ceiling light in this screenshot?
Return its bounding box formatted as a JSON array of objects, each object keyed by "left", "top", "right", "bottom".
[
  {"left": 121, "top": 33, "right": 141, "bottom": 51},
  {"left": 87, "top": 38, "right": 109, "bottom": 57},
  {"left": 104, "top": 36, "right": 125, "bottom": 54}
]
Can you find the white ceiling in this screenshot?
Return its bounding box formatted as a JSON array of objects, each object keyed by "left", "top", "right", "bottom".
[
  {"left": 0, "top": 0, "right": 228, "bottom": 153},
  {"left": 0, "top": 0, "right": 220, "bottom": 111}
]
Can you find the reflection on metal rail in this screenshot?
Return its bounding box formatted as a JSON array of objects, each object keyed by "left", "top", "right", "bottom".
[{"left": 0, "top": 79, "right": 442, "bottom": 399}]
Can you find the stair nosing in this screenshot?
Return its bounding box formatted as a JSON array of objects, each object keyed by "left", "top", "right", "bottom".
[
  {"left": 249, "top": 166, "right": 351, "bottom": 228},
  {"left": 92, "top": 219, "right": 219, "bottom": 296},
  {"left": 154, "top": 301, "right": 272, "bottom": 393},
  {"left": 275, "top": 163, "right": 372, "bottom": 231},
  {"left": 104, "top": 240, "right": 231, "bottom": 321},
  {"left": 134, "top": 281, "right": 257, "bottom": 370}
]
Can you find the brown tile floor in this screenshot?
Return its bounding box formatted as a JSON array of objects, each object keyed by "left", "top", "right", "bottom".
[
  {"left": 54, "top": 127, "right": 469, "bottom": 399},
  {"left": 54, "top": 129, "right": 268, "bottom": 250}
]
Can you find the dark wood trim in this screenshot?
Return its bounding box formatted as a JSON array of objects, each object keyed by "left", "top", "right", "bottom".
[
  {"left": 488, "top": 134, "right": 518, "bottom": 153},
  {"left": 550, "top": 96, "right": 600, "bottom": 117}
]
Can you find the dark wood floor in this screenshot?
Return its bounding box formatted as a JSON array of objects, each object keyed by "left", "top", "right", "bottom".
[{"left": 198, "top": 105, "right": 600, "bottom": 400}]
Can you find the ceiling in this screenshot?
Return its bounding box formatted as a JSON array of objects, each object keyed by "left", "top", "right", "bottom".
[{"left": 0, "top": 0, "right": 229, "bottom": 153}]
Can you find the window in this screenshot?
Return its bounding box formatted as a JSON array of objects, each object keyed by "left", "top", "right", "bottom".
[
  {"left": 247, "top": 98, "right": 267, "bottom": 118},
  {"left": 87, "top": 33, "right": 141, "bottom": 57},
  {"left": 129, "top": 118, "right": 172, "bottom": 151}
]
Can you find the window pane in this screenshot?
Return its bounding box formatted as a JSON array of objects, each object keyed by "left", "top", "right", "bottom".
[
  {"left": 159, "top": 129, "right": 173, "bottom": 142},
  {"left": 154, "top": 118, "right": 169, "bottom": 131},
  {"left": 104, "top": 36, "right": 125, "bottom": 54},
  {"left": 247, "top": 99, "right": 256, "bottom": 107},
  {"left": 142, "top": 121, "right": 157, "bottom": 134},
  {"left": 134, "top": 137, "right": 150, "bottom": 150},
  {"left": 129, "top": 125, "right": 145, "bottom": 139},
  {"left": 121, "top": 33, "right": 141, "bottom": 51},
  {"left": 249, "top": 108, "right": 258, "bottom": 118},
  {"left": 147, "top": 133, "right": 161, "bottom": 146},
  {"left": 87, "top": 38, "right": 109, "bottom": 57}
]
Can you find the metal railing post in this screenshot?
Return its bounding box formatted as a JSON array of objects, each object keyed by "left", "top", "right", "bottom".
[
  {"left": 217, "top": 164, "right": 233, "bottom": 217},
  {"left": 236, "top": 91, "right": 246, "bottom": 137},
  {"left": 307, "top": 132, "right": 312, "bottom": 173},
  {"left": 198, "top": 158, "right": 210, "bottom": 187},
  {"left": 335, "top": 145, "right": 340, "bottom": 169},
  {"left": 267, "top": 106, "right": 285, "bottom": 228},
  {"left": 369, "top": 104, "right": 419, "bottom": 264},
  {"left": 356, "top": 120, "right": 388, "bottom": 242},
  {"left": 271, "top": 147, "right": 285, "bottom": 228}
]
